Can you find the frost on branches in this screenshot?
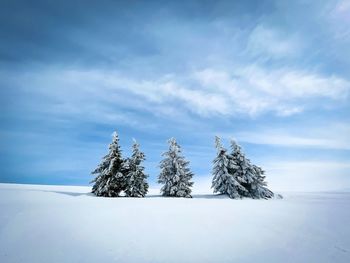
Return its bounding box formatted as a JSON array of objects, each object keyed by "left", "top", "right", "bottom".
[
  {"left": 249, "top": 164, "right": 274, "bottom": 199},
  {"left": 211, "top": 136, "right": 247, "bottom": 199},
  {"left": 230, "top": 140, "right": 273, "bottom": 199},
  {"left": 91, "top": 132, "right": 126, "bottom": 197},
  {"left": 212, "top": 137, "right": 274, "bottom": 199},
  {"left": 158, "top": 138, "right": 194, "bottom": 198},
  {"left": 124, "top": 139, "right": 149, "bottom": 197}
]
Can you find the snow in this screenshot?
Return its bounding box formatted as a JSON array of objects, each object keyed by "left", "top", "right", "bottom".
[{"left": 0, "top": 183, "right": 349, "bottom": 263}]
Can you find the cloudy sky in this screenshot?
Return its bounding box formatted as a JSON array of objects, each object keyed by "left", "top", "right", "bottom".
[{"left": 1, "top": 0, "right": 349, "bottom": 191}]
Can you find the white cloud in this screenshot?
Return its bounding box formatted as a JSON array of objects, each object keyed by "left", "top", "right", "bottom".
[
  {"left": 265, "top": 160, "right": 350, "bottom": 191},
  {"left": 194, "top": 66, "right": 350, "bottom": 116},
  {"left": 239, "top": 65, "right": 350, "bottom": 99},
  {"left": 276, "top": 106, "right": 304, "bottom": 117},
  {"left": 246, "top": 25, "right": 302, "bottom": 58},
  {"left": 238, "top": 133, "right": 349, "bottom": 150},
  {"left": 11, "top": 64, "right": 350, "bottom": 124},
  {"left": 225, "top": 123, "right": 350, "bottom": 150},
  {"left": 330, "top": 0, "right": 350, "bottom": 40}
]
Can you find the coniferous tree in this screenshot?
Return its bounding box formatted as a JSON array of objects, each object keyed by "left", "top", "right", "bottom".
[
  {"left": 91, "top": 131, "right": 126, "bottom": 197},
  {"left": 249, "top": 164, "right": 274, "bottom": 199},
  {"left": 229, "top": 141, "right": 254, "bottom": 197},
  {"left": 125, "top": 139, "right": 149, "bottom": 197},
  {"left": 230, "top": 140, "right": 274, "bottom": 199},
  {"left": 158, "top": 138, "right": 194, "bottom": 198},
  {"left": 212, "top": 137, "right": 247, "bottom": 199}
]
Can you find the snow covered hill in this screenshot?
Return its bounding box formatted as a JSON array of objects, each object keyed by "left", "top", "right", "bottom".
[{"left": 0, "top": 183, "right": 349, "bottom": 263}]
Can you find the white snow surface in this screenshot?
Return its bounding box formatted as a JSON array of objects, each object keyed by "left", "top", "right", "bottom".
[{"left": 0, "top": 183, "right": 349, "bottom": 263}]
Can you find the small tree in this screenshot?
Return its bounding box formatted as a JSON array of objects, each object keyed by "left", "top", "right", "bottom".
[
  {"left": 125, "top": 139, "right": 149, "bottom": 197},
  {"left": 91, "top": 131, "right": 126, "bottom": 197},
  {"left": 230, "top": 140, "right": 274, "bottom": 199},
  {"left": 158, "top": 138, "right": 194, "bottom": 198},
  {"left": 212, "top": 137, "right": 247, "bottom": 199}
]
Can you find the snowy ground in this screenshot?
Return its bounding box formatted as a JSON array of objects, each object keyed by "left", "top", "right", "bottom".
[{"left": 0, "top": 183, "right": 349, "bottom": 263}]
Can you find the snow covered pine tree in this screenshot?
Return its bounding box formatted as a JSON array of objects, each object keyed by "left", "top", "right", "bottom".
[
  {"left": 230, "top": 140, "right": 274, "bottom": 199},
  {"left": 211, "top": 136, "right": 247, "bottom": 199},
  {"left": 91, "top": 131, "right": 127, "bottom": 197},
  {"left": 124, "top": 139, "right": 149, "bottom": 197},
  {"left": 158, "top": 138, "right": 194, "bottom": 198},
  {"left": 249, "top": 164, "right": 274, "bottom": 199}
]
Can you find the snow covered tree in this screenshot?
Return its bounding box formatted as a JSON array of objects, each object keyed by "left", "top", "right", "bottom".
[
  {"left": 158, "top": 138, "right": 194, "bottom": 198},
  {"left": 124, "top": 139, "right": 149, "bottom": 197},
  {"left": 249, "top": 164, "right": 274, "bottom": 199},
  {"left": 212, "top": 136, "right": 248, "bottom": 199},
  {"left": 228, "top": 140, "right": 255, "bottom": 197},
  {"left": 91, "top": 131, "right": 126, "bottom": 197},
  {"left": 230, "top": 140, "right": 274, "bottom": 199}
]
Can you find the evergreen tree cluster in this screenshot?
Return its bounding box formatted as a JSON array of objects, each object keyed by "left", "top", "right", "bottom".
[
  {"left": 91, "top": 131, "right": 274, "bottom": 199},
  {"left": 91, "top": 132, "right": 148, "bottom": 197},
  {"left": 212, "top": 137, "right": 274, "bottom": 199}
]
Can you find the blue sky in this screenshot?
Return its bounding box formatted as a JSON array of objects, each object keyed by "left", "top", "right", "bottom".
[{"left": 1, "top": 0, "right": 349, "bottom": 191}]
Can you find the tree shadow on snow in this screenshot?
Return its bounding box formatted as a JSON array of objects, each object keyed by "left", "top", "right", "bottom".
[
  {"left": 48, "top": 191, "right": 93, "bottom": 197},
  {"left": 27, "top": 189, "right": 231, "bottom": 199},
  {"left": 191, "top": 194, "right": 229, "bottom": 199},
  {"left": 145, "top": 194, "right": 163, "bottom": 198},
  {"left": 31, "top": 190, "right": 93, "bottom": 197},
  {"left": 144, "top": 194, "right": 229, "bottom": 199}
]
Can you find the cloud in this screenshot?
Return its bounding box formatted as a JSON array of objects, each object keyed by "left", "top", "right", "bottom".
[
  {"left": 265, "top": 160, "right": 350, "bottom": 191},
  {"left": 196, "top": 66, "right": 350, "bottom": 100},
  {"left": 246, "top": 24, "right": 301, "bottom": 58},
  {"left": 275, "top": 106, "right": 304, "bottom": 117},
  {"left": 330, "top": 0, "right": 350, "bottom": 39},
  {"left": 226, "top": 123, "right": 350, "bottom": 150},
  {"left": 5, "top": 64, "right": 349, "bottom": 128},
  {"left": 193, "top": 66, "right": 350, "bottom": 116}
]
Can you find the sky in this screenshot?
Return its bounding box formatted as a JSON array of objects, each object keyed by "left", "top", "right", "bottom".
[{"left": 0, "top": 0, "right": 349, "bottom": 191}]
